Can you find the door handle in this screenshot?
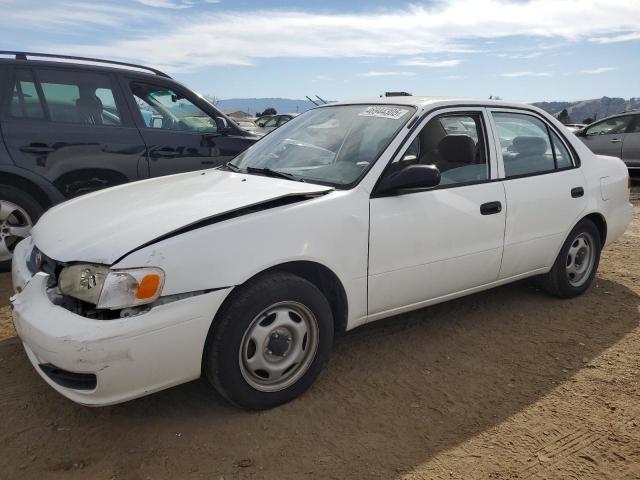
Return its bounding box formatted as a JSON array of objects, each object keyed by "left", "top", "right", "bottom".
[
  {"left": 151, "top": 148, "right": 179, "bottom": 158},
  {"left": 571, "top": 187, "right": 584, "bottom": 198},
  {"left": 20, "top": 144, "right": 55, "bottom": 154},
  {"left": 610, "top": 138, "right": 622, "bottom": 143},
  {"left": 480, "top": 201, "right": 502, "bottom": 215}
]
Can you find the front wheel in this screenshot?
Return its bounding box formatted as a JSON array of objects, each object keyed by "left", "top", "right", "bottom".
[
  {"left": 540, "top": 219, "right": 601, "bottom": 298},
  {"left": 203, "top": 272, "right": 334, "bottom": 410}
]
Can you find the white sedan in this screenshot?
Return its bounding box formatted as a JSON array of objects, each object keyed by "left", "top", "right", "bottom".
[{"left": 11, "top": 98, "right": 632, "bottom": 409}]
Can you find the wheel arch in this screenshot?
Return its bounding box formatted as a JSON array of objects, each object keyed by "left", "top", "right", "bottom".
[
  {"left": 213, "top": 260, "right": 349, "bottom": 336},
  {"left": 581, "top": 211, "right": 607, "bottom": 246},
  {"left": 0, "top": 170, "right": 57, "bottom": 210}
]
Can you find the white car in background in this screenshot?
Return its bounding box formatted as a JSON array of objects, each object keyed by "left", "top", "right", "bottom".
[{"left": 11, "top": 97, "right": 632, "bottom": 410}]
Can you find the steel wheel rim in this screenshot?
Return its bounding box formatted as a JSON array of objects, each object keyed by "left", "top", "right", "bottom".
[
  {"left": 0, "top": 200, "right": 33, "bottom": 262},
  {"left": 566, "top": 232, "right": 595, "bottom": 288},
  {"left": 239, "top": 301, "right": 319, "bottom": 393}
]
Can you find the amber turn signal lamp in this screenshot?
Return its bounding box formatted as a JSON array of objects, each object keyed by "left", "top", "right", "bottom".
[{"left": 136, "top": 274, "right": 162, "bottom": 300}]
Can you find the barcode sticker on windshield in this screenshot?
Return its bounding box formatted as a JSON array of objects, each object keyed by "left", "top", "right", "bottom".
[{"left": 359, "top": 106, "right": 409, "bottom": 120}]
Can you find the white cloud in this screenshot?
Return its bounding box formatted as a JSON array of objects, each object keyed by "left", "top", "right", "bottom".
[
  {"left": 589, "top": 31, "right": 640, "bottom": 43},
  {"left": 500, "top": 71, "right": 553, "bottom": 77},
  {"left": 495, "top": 52, "right": 543, "bottom": 59},
  {"left": 397, "top": 58, "right": 461, "bottom": 67},
  {"left": 358, "top": 71, "right": 416, "bottom": 77},
  {"left": 135, "top": 0, "right": 219, "bottom": 7},
  {"left": 135, "top": 0, "right": 189, "bottom": 8},
  {"left": 10, "top": 0, "right": 640, "bottom": 71},
  {"left": 580, "top": 67, "right": 617, "bottom": 74}
]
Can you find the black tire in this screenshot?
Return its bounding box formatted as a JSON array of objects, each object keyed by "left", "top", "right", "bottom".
[
  {"left": 0, "top": 185, "right": 45, "bottom": 272},
  {"left": 540, "top": 219, "right": 601, "bottom": 298},
  {"left": 203, "top": 271, "right": 334, "bottom": 410}
]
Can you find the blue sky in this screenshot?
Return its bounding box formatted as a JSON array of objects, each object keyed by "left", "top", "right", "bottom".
[{"left": 1, "top": 0, "right": 639, "bottom": 102}]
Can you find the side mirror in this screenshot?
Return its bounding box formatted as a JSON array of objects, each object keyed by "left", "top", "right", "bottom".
[
  {"left": 215, "top": 116, "right": 231, "bottom": 133},
  {"left": 377, "top": 164, "right": 441, "bottom": 195}
]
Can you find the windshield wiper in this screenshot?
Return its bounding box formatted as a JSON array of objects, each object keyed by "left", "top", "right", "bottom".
[
  {"left": 224, "top": 162, "right": 241, "bottom": 172},
  {"left": 245, "top": 166, "right": 305, "bottom": 182}
]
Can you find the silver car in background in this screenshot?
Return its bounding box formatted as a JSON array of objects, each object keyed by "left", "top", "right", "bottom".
[{"left": 576, "top": 111, "right": 640, "bottom": 172}]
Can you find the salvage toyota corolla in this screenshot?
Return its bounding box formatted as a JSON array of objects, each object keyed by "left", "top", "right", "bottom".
[{"left": 11, "top": 98, "right": 632, "bottom": 409}]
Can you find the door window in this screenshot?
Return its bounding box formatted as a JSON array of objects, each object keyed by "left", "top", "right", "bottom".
[
  {"left": 386, "top": 112, "right": 489, "bottom": 186},
  {"left": 550, "top": 130, "right": 573, "bottom": 169},
  {"left": 8, "top": 70, "right": 45, "bottom": 119},
  {"left": 584, "top": 116, "right": 632, "bottom": 136},
  {"left": 263, "top": 116, "right": 279, "bottom": 127},
  {"left": 492, "top": 112, "right": 566, "bottom": 177},
  {"left": 629, "top": 116, "right": 640, "bottom": 133},
  {"left": 276, "top": 115, "right": 292, "bottom": 127},
  {"left": 131, "top": 83, "right": 217, "bottom": 134},
  {"left": 36, "top": 69, "right": 122, "bottom": 125}
]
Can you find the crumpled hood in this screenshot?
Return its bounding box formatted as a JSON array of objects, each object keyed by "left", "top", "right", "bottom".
[{"left": 32, "top": 170, "right": 332, "bottom": 264}]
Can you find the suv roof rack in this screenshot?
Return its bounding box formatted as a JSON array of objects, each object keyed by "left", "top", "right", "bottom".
[{"left": 0, "top": 51, "right": 172, "bottom": 78}]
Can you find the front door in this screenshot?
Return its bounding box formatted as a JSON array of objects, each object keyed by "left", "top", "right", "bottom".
[
  {"left": 124, "top": 80, "right": 254, "bottom": 177},
  {"left": 368, "top": 109, "right": 506, "bottom": 317}
]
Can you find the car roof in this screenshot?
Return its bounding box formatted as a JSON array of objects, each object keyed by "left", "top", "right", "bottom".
[
  {"left": 0, "top": 52, "right": 169, "bottom": 81},
  {"left": 323, "top": 96, "right": 548, "bottom": 114}
]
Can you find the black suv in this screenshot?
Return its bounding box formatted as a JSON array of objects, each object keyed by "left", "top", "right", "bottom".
[{"left": 0, "top": 52, "right": 258, "bottom": 266}]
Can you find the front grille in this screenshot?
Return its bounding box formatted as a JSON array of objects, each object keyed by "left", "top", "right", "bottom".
[{"left": 27, "top": 246, "right": 61, "bottom": 287}]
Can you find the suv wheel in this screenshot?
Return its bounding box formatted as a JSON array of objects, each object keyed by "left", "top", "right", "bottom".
[
  {"left": 203, "top": 272, "right": 334, "bottom": 410},
  {"left": 0, "top": 185, "right": 44, "bottom": 270}
]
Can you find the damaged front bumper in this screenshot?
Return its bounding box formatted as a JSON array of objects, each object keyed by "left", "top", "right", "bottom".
[{"left": 10, "top": 239, "right": 232, "bottom": 406}]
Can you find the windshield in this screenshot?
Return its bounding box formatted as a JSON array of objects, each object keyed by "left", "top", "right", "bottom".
[{"left": 230, "top": 104, "right": 416, "bottom": 187}]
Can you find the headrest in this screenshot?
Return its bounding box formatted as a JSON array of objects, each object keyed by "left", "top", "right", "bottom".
[
  {"left": 438, "top": 135, "right": 475, "bottom": 164},
  {"left": 512, "top": 136, "right": 547, "bottom": 156}
]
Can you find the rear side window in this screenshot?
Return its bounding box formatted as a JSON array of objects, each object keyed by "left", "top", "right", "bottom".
[
  {"left": 8, "top": 70, "right": 45, "bottom": 119},
  {"left": 492, "top": 112, "right": 573, "bottom": 177},
  {"left": 36, "top": 69, "right": 122, "bottom": 126}
]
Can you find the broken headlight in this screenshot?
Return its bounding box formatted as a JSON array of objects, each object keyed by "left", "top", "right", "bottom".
[{"left": 58, "top": 265, "right": 165, "bottom": 310}]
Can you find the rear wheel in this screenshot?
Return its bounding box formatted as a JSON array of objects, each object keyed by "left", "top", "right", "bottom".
[
  {"left": 540, "top": 219, "right": 601, "bottom": 298},
  {"left": 0, "top": 186, "right": 44, "bottom": 271},
  {"left": 203, "top": 272, "right": 334, "bottom": 410}
]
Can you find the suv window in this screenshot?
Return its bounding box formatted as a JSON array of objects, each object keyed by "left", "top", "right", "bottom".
[
  {"left": 387, "top": 112, "right": 488, "bottom": 186},
  {"left": 131, "top": 83, "right": 217, "bottom": 134},
  {"left": 629, "top": 115, "right": 640, "bottom": 133},
  {"left": 584, "top": 115, "right": 632, "bottom": 136},
  {"left": 36, "top": 69, "right": 122, "bottom": 125},
  {"left": 8, "top": 69, "right": 45, "bottom": 119},
  {"left": 492, "top": 112, "right": 573, "bottom": 177}
]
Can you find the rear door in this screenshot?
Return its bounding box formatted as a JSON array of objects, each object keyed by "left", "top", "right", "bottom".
[
  {"left": 0, "top": 65, "right": 147, "bottom": 198},
  {"left": 490, "top": 109, "right": 587, "bottom": 279},
  {"left": 621, "top": 115, "right": 640, "bottom": 170},
  {"left": 121, "top": 77, "right": 255, "bottom": 177},
  {"left": 580, "top": 115, "right": 633, "bottom": 158}
]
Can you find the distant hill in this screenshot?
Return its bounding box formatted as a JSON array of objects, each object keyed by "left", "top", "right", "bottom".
[
  {"left": 215, "top": 98, "right": 331, "bottom": 116},
  {"left": 532, "top": 97, "right": 640, "bottom": 124}
]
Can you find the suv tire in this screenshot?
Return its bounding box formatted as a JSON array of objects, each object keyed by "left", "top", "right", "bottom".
[{"left": 0, "top": 185, "right": 44, "bottom": 271}]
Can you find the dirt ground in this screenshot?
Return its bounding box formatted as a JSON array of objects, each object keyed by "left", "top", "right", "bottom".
[{"left": 1, "top": 187, "right": 639, "bottom": 480}]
